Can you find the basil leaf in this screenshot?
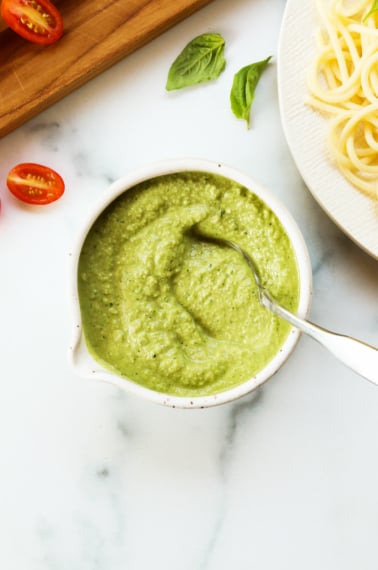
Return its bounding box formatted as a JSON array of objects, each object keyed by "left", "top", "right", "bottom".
[
  {"left": 230, "top": 56, "right": 272, "bottom": 127},
  {"left": 166, "top": 33, "right": 226, "bottom": 91},
  {"left": 364, "top": 0, "right": 378, "bottom": 20}
]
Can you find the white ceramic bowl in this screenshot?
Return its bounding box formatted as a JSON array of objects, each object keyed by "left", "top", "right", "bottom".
[{"left": 69, "top": 158, "right": 312, "bottom": 408}]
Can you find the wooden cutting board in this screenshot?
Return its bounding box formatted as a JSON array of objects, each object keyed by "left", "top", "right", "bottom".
[{"left": 0, "top": 0, "right": 214, "bottom": 137}]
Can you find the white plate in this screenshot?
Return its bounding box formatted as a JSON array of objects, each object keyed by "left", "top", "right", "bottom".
[{"left": 277, "top": 0, "right": 378, "bottom": 259}]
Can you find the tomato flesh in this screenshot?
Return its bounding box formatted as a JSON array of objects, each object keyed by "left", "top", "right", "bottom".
[
  {"left": 7, "top": 163, "right": 65, "bottom": 205},
  {"left": 1, "top": 0, "right": 63, "bottom": 45}
]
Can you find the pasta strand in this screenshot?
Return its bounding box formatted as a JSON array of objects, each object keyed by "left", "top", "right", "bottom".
[{"left": 307, "top": 0, "right": 378, "bottom": 200}]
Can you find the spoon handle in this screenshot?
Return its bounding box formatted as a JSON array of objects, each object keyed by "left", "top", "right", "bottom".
[{"left": 263, "top": 293, "right": 378, "bottom": 385}]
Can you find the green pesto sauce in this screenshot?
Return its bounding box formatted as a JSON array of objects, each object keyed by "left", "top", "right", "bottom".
[{"left": 78, "top": 172, "right": 300, "bottom": 397}]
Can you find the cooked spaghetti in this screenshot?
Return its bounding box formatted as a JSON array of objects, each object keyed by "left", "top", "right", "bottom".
[{"left": 307, "top": 0, "right": 378, "bottom": 200}]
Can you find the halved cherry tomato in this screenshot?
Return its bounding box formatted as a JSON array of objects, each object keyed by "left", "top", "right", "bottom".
[
  {"left": 1, "top": 0, "right": 63, "bottom": 45},
  {"left": 7, "top": 163, "right": 65, "bottom": 205}
]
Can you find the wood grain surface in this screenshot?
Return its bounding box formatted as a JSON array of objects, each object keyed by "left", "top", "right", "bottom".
[{"left": 0, "top": 0, "right": 214, "bottom": 137}]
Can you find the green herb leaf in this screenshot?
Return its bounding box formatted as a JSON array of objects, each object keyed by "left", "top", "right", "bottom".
[
  {"left": 364, "top": 0, "right": 378, "bottom": 20},
  {"left": 166, "top": 33, "right": 226, "bottom": 91},
  {"left": 230, "top": 56, "right": 272, "bottom": 127}
]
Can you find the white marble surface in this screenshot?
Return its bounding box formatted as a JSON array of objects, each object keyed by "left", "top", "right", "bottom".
[{"left": 0, "top": 0, "right": 377, "bottom": 568}]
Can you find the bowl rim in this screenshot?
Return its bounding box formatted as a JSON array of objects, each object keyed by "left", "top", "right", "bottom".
[{"left": 68, "top": 158, "right": 312, "bottom": 408}]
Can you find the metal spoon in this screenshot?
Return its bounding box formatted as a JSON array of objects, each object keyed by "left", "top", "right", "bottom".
[{"left": 195, "top": 233, "right": 378, "bottom": 385}]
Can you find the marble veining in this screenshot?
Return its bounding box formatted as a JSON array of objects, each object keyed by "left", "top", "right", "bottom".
[{"left": 0, "top": 0, "right": 377, "bottom": 568}]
